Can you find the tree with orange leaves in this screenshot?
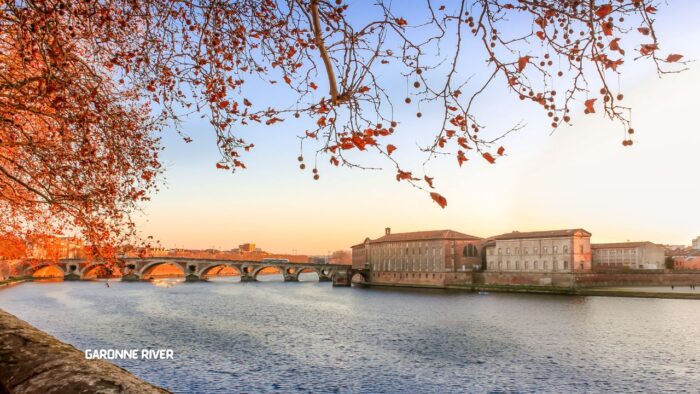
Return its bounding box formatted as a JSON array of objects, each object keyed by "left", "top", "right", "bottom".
[{"left": 1, "top": 1, "right": 686, "bottom": 250}]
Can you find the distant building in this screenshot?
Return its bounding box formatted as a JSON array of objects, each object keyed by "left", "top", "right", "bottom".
[
  {"left": 674, "top": 254, "right": 700, "bottom": 270},
  {"left": 352, "top": 227, "right": 483, "bottom": 286},
  {"left": 239, "top": 243, "right": 256, "bottom": 253},
  {"left": 591, "top": 242, "right": 665, "bottom": 269},
  {"left": 484, "top": 229, "right": 592, "bottom": 273},
  {"left": 693, "top": 237, "right": 700, "bottom": 250}
]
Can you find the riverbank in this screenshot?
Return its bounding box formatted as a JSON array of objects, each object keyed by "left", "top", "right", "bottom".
[
  {"left": 5, "top": 276, "right": 699, "bottom": 300},
  {"left": 0, "top": 308, "right": 169, "bottom": 393},
  {"left": 0, "top": 277, "right": 31, "bottom": 288},
  {"left": 363, "top": 281, "right": 700, "bottom": 300}
]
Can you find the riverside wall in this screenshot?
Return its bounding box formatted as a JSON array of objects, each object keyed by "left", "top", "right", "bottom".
[{"left": 0, "top": 309, "right": 169, "bottom": 394}]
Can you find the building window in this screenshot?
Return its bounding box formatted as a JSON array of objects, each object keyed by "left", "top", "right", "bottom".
[
  {"left": 524, "top": 247, "right": 529, "bottom": 255},
  {"left": 515, "top": 247, "right": 520, "bottom": 254},
  {"left": 563, "top": 245, "right": 569, "bottom": 253},
  {"left": 553, "top": 246, "right": 558, "bottom": 254},
  {"left": 464, "top": 244, "right": 479, "bottom": 257},
  {"left": 507, "top": 261, "right": 511, "bottom": 270},
  {"left": 533, "top": 261, "right": 538, "bottom": 270},
  {"left": 534, "top": 247, "right": 539, "bottom": 254},
  {"left": 498, "top": 248, "right": 502, "bottom": 255},
  {"left": 543, "top": 247, "right": 547, "bottom": 254}
]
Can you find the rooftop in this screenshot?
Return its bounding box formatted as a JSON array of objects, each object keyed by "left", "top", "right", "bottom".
[
  {"left": 491, "top": 229, "right": 591, "bottom": 240},
  {"left": 354, "top": 229, "right": 482, "bottom": 247},
  {"left": 591, "top": 241, "right": 658, "bottom": 249}
]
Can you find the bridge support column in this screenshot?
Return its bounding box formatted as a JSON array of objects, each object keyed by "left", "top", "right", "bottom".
[
  {"left": 318, "top": 274, "right": 332, "bottom": 282},
  {"left": 240, "top": 274, "right": 256, "bottom": 282},
  {"left": 63, "top": 274, "right": 81, "bottom": 281},
  {"left": 121, "top": 274, "right": 141, "bottom": 282},
  {"left": 185, "top": 274, "right": 201, "bottom": 282},
  {"left": 332, "top": 271, "right": 352, "bottom": 287},
  {"left": 284, "top": 274, "right": 298, "bottom": 282}
]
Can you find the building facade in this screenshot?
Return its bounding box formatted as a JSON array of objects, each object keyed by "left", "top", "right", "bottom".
[
  {"left": 591, "top": 242, "right": 665, "bottom": 269},
  {"left": 351, "top": 228, "right": 483, "bottom": 286},
  {"left": 484, "top": 229, "right": 592, "bottom": 273},
  {"left": 693, "top": 237, "right": 700, "bottom": 250}
]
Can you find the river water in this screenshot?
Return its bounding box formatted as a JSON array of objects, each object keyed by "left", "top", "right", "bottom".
[{"left": 1, "top": 277, "right": 699, "bottom": 393}]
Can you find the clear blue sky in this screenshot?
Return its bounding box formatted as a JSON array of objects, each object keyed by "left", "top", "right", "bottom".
[{"left": 135, "top": 1, "right": 700, "bottom": 254}]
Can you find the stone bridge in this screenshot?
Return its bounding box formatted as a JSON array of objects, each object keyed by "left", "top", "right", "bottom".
[{"left": 18, "top": 257, "right": 365, "bottom": 286}]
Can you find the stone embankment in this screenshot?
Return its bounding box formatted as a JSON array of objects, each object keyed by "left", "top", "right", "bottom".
[{"left": 0, "top": 309, "right": 169, "bottom": 394}]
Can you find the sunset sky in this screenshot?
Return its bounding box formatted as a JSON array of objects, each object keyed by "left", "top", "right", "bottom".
[{"left": 135, "top": 2, "right": 700, "bottom": 255}]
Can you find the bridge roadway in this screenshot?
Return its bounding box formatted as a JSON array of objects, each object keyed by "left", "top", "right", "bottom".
[{"left": 19, "top": 257, "right": 362, "bottom": 286}]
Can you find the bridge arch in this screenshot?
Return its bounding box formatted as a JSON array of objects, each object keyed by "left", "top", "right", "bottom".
[
  {"left": 81, "top": 263, "right": 120, "bottom": 279},
  {"left": 139, "top": 261, "right": 186, "bottom": 280},
  {"left": 198, "top": 263, "right": 242, "bottom": 279},
  {"left": 252, "top": 265, "right": 284, "bottom": 281},
  {"left": 351, "top": 271, "right": 368, "bottom": 284},
  {"left": 26, "top": 263, "right": 65, "bottom": 278},
  {"left": 295, "top": 267, "right": 321, "bottom": 281}
]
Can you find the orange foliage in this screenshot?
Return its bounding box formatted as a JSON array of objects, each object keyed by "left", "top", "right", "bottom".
[{"left": 1, "top": 0, "right": 684, "bottom": 223}]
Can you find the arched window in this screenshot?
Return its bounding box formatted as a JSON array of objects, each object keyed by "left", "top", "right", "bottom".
[{"left": 463, "top": 244, "right": 479, "bottom": 257}]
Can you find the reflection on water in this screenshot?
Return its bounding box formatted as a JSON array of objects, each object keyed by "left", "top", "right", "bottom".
[
  {"left": 1, "top": 281, "right": 699, "bottom": 393},
  {"left": 151, "top": 278, "right": 185, "bottom": 288}
]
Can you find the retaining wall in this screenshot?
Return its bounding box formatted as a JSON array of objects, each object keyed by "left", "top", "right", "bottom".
[{"left": 0, "top": 309, "right": 169, "bottom": 394}]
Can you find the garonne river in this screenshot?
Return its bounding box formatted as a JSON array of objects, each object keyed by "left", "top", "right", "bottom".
[{"left": 1, "top": 275, "right": 699, "bottom": 393}]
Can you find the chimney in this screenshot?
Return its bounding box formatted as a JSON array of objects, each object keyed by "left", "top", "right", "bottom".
[{"left": 385, "top": 227, "right": 391, "bottom": 235}]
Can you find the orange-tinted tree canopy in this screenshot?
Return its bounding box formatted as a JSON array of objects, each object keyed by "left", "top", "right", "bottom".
[{"left": 0, "top": 0, "right": 685, "bottom": 250}]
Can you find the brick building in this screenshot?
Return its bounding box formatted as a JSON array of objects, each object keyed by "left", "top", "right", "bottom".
[
  {"left": 484, "top": 229, "right": 592, "bottom": 273},
  {"left": 674, "top": 255, "right": 700, "bottom": 270},
  {"left": 591, "top": 241, "right": 665, "bottom": 269},
  {"left": 351, "top": 228, "right": 483, "bottom": 286}
]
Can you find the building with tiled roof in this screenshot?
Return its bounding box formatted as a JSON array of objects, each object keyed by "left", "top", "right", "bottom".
[
  {"left": 483, "top": 228, "right": 592, "bottom": 274},
  {"left": 351, "top": 228, "right": 483, "bottom": 287}
]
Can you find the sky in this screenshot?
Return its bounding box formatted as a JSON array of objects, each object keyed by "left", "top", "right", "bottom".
[{"left": 134, "top": 1, "right": 700, "bottom": 255}]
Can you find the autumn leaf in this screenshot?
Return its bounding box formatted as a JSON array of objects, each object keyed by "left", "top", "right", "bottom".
[
  {"left": 517, "top": 56, "right": 531, "bottom": 72},
  {"left": 457, "top": 150, "right": 468, "bottom": 167},
  {"left": 666, "top": 54, "right": 684, "bottom": 63},
  {"left": 386, "top": 144, "right": 397, "bottom": 155},
  {"left": 395, "top": 17, "right": 408, "bottom": 26},
  {"left": 330, "top": 156, "right": 339, "bottom": 166},
  {"left": 215, "top": 162, "right": 230, "bottom": 170},
  {"left": 430, "top": 192, "right": 447, "bottom": 209},
  {"left": 596, "top": 4, "right": 613, "bottom": 18},
  {"left": 218, "top": 100, "right": 229, "bottom": 109},
  {"left": 424, "top": 176, "right": 434, "bottom": 189},
  {"left": 585, "top": 98, "right": 597, "bottom": 113},
  {"left": 309, "top": 82, "right": 318, "bottom": 90},
  {"left": 497, "top": 146, "right": 505, "bottom": 156},
  {"left": 640, "top": 43, "right": 658, "bottom": 56}
]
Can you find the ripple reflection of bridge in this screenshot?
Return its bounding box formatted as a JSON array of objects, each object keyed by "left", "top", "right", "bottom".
[{"left": 19, "top": 258, "right": 364, "bottom": 286}]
